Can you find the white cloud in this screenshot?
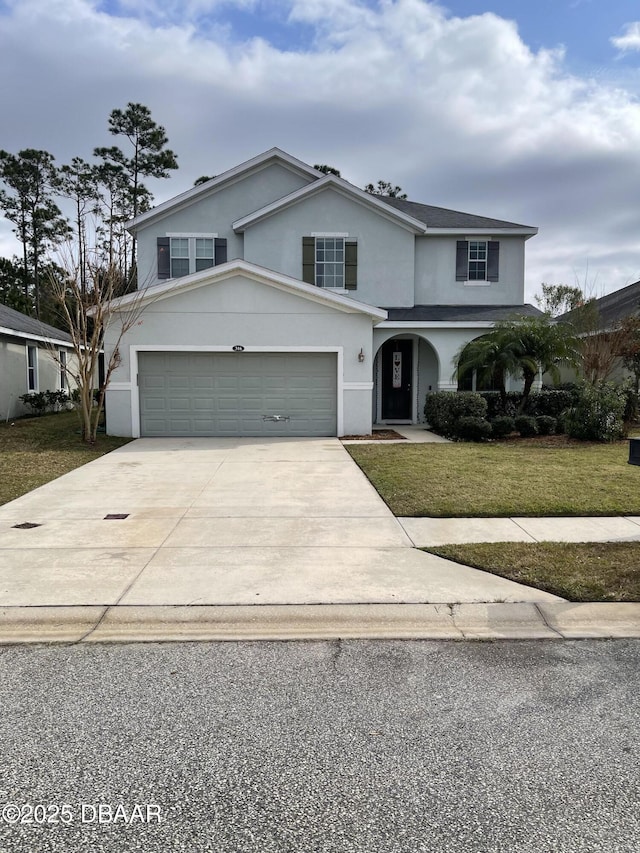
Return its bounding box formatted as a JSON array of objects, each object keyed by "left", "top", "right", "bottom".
[
  {"left": 611, "top": 22, "right": 640, "bottom": 53},
  {"left": 0, "top": 0, "right": 639, "bottom": 300}
]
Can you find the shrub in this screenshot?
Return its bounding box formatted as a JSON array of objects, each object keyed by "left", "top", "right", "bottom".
[
  {"left": 535, "top": 415, "right": 557, "bottom": 435},
  {"left": 19, "top": 392, "right": 49, "bottom": 416},
  {"left": 455, "top": 416, "right": 492, "bottom": 442},
  {"left": 480, "top": 389, "right": 577, "bottom": 419},
  {"left": 45, "top": 390, "right": 71, "bottom": 411},
  {"left": 525, "top": 390, "right": 577, "bottom": 418},
  {"left": 424, "top": 392, "right": 487, "bottom": 437},
  {"left": 19, "top": 390, "right": 70, "bottom": 416},
  {"left": 490, "top": 415, "right": 516, "bottom": 438},
  {"left": 480, "top": 392, "right": 520, "bottom": 419},
  {"left": 564, "top": 382, "right": 627, "bottom": 442},
  {"left": 515, "top": 415, "right": 538, "bottom": 437}
]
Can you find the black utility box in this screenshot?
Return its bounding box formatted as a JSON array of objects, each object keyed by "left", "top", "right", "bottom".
[{"left": 629, "top": 438, "right": 640, "bottom": 466}]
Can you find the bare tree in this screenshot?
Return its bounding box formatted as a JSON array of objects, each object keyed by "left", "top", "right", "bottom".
[
  {"left": 46, "top": 248, "right": 148, "bottom": 443},
  {"left": 568, "top": 300, "right": 639, "bottom": 384}
]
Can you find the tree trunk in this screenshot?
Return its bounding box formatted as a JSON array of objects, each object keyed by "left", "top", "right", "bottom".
[{"left": 519, "top": 368, "right": 536, "bottom": 412}]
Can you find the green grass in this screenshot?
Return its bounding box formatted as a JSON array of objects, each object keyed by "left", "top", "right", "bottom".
[
  {"left": 0, "top": 411, "right": 131, "bottom": 506},
  {"left": 347, "top": 440, "right": 640, "bottom": 517},
  {"left": 426, "top": 542, "right": 640, "bottom": 602}
]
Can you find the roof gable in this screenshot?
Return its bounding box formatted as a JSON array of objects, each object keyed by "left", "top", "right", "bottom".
[
  {"left": 233, "top": 175, "right": 428, "bottom": 234},
  {"left": 106, "top": 259, "right": 387, "bottom": 322},
  {"left": 127, "top": 148, "right": 322, "bottom": 232}
]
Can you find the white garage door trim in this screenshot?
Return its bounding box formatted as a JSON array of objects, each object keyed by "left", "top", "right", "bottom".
[{"left": 115, "top": 345, "right": 345, "bottom": 438}]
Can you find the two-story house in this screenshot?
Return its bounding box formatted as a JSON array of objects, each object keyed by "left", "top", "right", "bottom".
[{"left": 103, "top": 148, "right": 541, "bottom": 437}]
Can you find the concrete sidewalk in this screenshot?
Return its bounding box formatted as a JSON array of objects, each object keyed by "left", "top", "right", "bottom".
[
  {"left": 399, "top": 515, "right": 640, "bottom": 546},
  {"left": 0, "top": 436, "right": 638, "bottom": 642}
]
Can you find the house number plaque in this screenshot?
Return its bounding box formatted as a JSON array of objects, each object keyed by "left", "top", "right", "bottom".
[
  {"left": 232, "top": 345, "right": 245, "bottom": 352},
  {"left": 392, "top": 352, "right": 402, "bottom": 389}
]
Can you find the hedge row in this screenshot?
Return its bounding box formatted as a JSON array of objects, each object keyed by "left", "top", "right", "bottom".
[
  {"left": 478, "top": 389, "right": 579, "bottom": 419},
  {"left": 424, "top": 384, "right": 636, "bottom": 442}
]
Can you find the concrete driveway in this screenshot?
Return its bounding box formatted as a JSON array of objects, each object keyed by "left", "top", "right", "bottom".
[{"left": 0, "top": 437, "right": 561, "bottom": 607}]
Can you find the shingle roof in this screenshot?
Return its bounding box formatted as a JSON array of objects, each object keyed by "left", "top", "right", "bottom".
[
  {"left": 559, "top": 280, "right": 640, "bottom": 328},
  {"left": 378, "top": 197, "right": 536, "bottom": 231},
  {"left": 0, "top": 303, "right": 72, "bottom": 343},
  {"left": 384, "top": 304, "right": 545, "bottom": 322}
]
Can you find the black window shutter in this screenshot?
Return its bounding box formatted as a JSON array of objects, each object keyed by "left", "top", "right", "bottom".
[
  {"left": 214, "top": 238, "right": 227, "bottom": 265},
  {"left": 345, "top": 241, "right": 357, "bottom": 290},
  {"left": 302, "top": 236, "right": 315, "bottom": 284},
  {"left": 157, "top": 237, "right": 170, "bottom": 279},
  {"left": 455, "top": 241, "right": 468, "bottom": 281},
  {"left": 487, "top": 241, "right": 499, "bottom": 281}
]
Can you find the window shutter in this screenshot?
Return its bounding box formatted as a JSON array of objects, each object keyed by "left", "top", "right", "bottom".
[
  {"left": 302, "top": 236, "right": 315, "bottom": 284},
  {"left": 214, "top": 237, "right": 227, "bottom": 265},
  {"left": 487, "top": 241, "right": 499, "bottom": 281},
  {"left": 345, "top": 241, "right": 357, "bottom": 290},
  {"left": 157, "top": 237, "right": 170, "bottom": 279},
  {"left": 455, "top": 241, "right": 468, "bottom": 281}
]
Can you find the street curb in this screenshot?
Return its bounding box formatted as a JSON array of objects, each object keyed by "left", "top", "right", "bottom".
[{"left": 0, "top": 602, "right": 638, "bottom": 643}]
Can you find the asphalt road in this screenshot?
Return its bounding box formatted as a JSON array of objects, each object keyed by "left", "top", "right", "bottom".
[{"left": 0, "top": 639, "right": 638, "bottom": 852}]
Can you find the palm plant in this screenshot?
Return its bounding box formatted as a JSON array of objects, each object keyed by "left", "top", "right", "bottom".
[{"left": 456, "top": 317, "right": 580, "bottom": 411}]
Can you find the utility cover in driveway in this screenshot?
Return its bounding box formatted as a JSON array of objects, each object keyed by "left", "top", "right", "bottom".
[{"left": 138, "top": 352, "right": 337, "bottom": 437}]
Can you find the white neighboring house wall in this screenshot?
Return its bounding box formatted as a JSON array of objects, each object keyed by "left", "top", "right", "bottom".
[{"left": 0, "top": 331, "right": 76, "bottom": 420}]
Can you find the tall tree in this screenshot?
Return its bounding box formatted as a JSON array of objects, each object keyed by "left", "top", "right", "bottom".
[
  {"left": 535, "top": 283, "right": 584, "bottom": 317},
  {"left": 93, "top": 103, "right": 178, "bottom": 273},
  {"left": 193, "top": 175, "right": 216, "bottom": 186},
  {"left": 93, "top": 160, "right": 132, "bottom": 288},
  {"left": 0, "top": 256, "right": 30, "bottom": 314},
  {"left": 364, "top": 180, "right": 407, "bottom": 199},
  {"left": 314, "top": 164, "right": 341, "bottom": 176},
  {"left": 0, "top": 149, "right": 69, "bottom": 317},
  {"left": 57, "top": 157, "right": 98, "bottom": 296}
]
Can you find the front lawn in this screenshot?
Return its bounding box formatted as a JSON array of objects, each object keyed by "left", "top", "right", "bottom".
[
  {"left": 0, "top": 411, "right": 131, "bottom": 506},
  {"left": 346, "top": 439, "right": 640, "bottom": 517},
  {"left": 426, "top": 542, "right": 640, "bottom": 602}
]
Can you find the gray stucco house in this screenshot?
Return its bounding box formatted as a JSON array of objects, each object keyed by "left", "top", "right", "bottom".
[
  {"left": 103, "top": 148, "right": 540, "bottom": 437},
  {"left": 0, "top": 303, "right": 74, "bottom": 420}
]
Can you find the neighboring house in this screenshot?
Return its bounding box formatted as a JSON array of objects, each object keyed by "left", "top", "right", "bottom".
[
  {"left": 0, "top": 304, "right": 74, "bottom": 420},
  {"left": 103, "top": 148, "right": 541, "bottom": 438},
  {"left": 555, "top": 279, "right": 640, "bottom": 384},
  {"left": 560, "top": 279, "right": 640, "bottom": 330}
]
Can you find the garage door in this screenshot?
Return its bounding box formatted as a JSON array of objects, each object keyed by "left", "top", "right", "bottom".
[{"left": 138, "top": 352, "right": 337, "bottom": 437}]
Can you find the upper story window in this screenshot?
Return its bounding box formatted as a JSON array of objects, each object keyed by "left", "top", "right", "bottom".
[
  {"left": 316, "top": 237, "right": 344, "bottom": 288},
  {"left": 302, "top": 235, "right": 358, "bottom": 291},
  {"left": 26, "top": 345, "right": 38, "bottom": 391},
  {"left": 157, "top": 234, "right": 227, "bottom": 280},
  {"left": 170, "top": 235, "right": 214, "bottom": 278},
  {"left": 468, "top": 241, "right": 487, "bottom": 280},
  {"left": 456, "top": 239, "right": 499, "bottom": 284}
]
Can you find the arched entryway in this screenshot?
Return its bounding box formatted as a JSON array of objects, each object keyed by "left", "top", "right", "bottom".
[{"left": 373, "top": 334, "right": 439, "bottom": 424}]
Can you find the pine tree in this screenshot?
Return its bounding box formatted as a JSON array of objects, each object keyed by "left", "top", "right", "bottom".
[{"left": 0, "top": 149, "right": 69, "bottom": 317}]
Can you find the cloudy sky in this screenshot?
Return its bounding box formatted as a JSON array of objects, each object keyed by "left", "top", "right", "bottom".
[{"left": 1, "top": 0, "right": 639, "bottom": 302}]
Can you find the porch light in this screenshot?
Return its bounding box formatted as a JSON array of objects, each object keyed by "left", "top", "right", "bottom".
[{"left": 358, "top": 348, "right": 365, "bottom": 363}]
